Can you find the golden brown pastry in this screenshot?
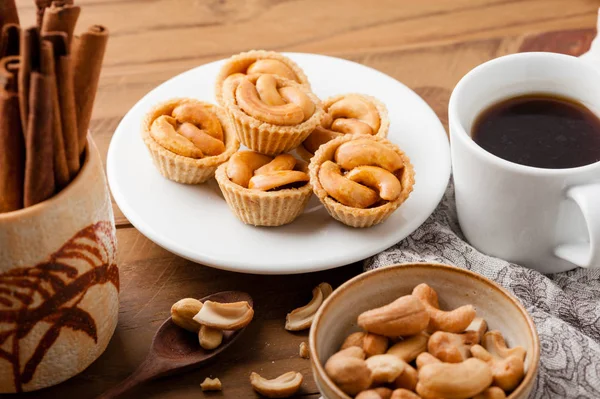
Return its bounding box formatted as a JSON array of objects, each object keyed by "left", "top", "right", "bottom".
[
  {"left": 141, "top": 98, "right": 239, "bottom": 184},
  {"left": 309, "top": 134, "right": 414, "bottom": 228},
  {"left": 215, "top": 50, "right": 310, "bottom": 105},
  {"left": 297, "top": 93, "right": 389, "bottom": 161},
  {"left": 215, "top": 151, "right": 312, "bottom": 226},
  {"left": 222, "top": 74, "right": 323, "bottom": 156}
]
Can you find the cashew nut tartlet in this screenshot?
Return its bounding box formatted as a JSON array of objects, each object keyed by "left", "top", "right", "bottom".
[
  {"left": 297, "top": 93, "right": 389, "bottom": 161},
  {"left": 215, "top": 151, "right": 312, "bottom": 226},
  {"left": 308, "top": 134, "right": 414, "bottom": 228},
  {"left": 141, "top": 98, "right": 239, "bottom": 184},
  {"left": 215, "top": 50, "right": 310, "bottom": 106},
  {"left": 222, "top": 74, "right": 323, "bottom": 155}
]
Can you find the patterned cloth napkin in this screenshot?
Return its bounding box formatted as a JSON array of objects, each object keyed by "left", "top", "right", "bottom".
[{"left": 365, "top": 21, "right": 600, "bottom": 397}]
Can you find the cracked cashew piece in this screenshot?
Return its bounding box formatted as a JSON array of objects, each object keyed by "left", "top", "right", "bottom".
[
  {"left": 471, "top": 344, "right": 525, "bottom": 392},
  {"left": 193, "top": 300, "right": 254, "bottom": 330},
  {"left": 299, "top": 342, "right": 310, "bottom": 359},
  {"left": 412, "top": 283, "right": 476, "bottom": 333},
  {"left": 170, "top": 298, "right": 203, "bottom": 332},
  {"left": 356, "top": 387, "right": 393, "bottom": 399},
  {"left": 334, "top": 138, "right": 404, "bottom": 172},
  {"left": 345, "top": 166, "right": 402, "bottom": 201},
  {"left": 387, "top": 331, "right": 429, "bottom": 362},
  {"left": 416, "top": 352, "right": 442, "bottom": 370},
  {"left": 416, "top": 358, "right": 493, "bottom": 399},
  {"left": 427, "top": 330, "right": 479, "bottom": 363},
  {"left": 365, "top": 354, "right": 407, "bottom": 384},
  {"left": 250, "top": 371, "right": 303, "bottom": 398},
  {"left": 391, "top": 389, "right": 421, "bottom": 399},
  {"left": 318, "top": 161, "right": 379, "bottom": 208},
  {"left": 357, "top": 294, "right": 430, "bottom": 337},
  {"left": 482, "top": 331, "right": 527, "bottom": 362},
  {"left": 465, "top": 317, "right": 488, "bottom": 343},
  {"left": 393, "top": 362, "right": 418, "bottom": 391},
  {"left": 198, "top": 325, "right": 223, "bottom": 350},
  {"left": 285, "top": 282, "right": 332, "bottom": 331},
  {"left": 324, "top": 347, "right": 372, "bottom": 396},
  {"left": 473, "top": 386, "right": 507, "bottom": 399},
  {"left": 200, "top": 377, "right": 222, "bottom": 391}
]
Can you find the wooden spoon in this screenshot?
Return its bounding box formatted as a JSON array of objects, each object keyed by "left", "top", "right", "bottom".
[{"left": 97, "top": 291, "right": 253, "bottom": 399}]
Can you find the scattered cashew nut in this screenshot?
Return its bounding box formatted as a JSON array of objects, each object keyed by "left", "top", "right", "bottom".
[
  {"left": 387, "top": 331, "right": 429, "bottom": 362},
  {"left": 198, "top": 325, "right": 223, "bottom": 350},
  {"left": 357, "top": 294, "right": 430, "bottom": 337},
  {"left": 412, "top": 283, "right": 476, "bottom": 333},
  {"left": 416, "top": 357, "right": 493, "bottom": 399},
  {"left": 299, "top": 342, "right": 310, "bottom": 359},
  {"left": 324, "top": 347, "right": 372, "bottom": 396},
  {"left": 192, "top": 300, "right": 254, "bottom": 330},
  {"left": 170, "top": 298, "right": 203, "bottom": 333},
  {"left": 285, "top": 282, "right": 332, "bottom": 331},
  {"left": 250, "top": 371, "right": 303, "bottom": 398},
  {"left": 427, "top": 330, "right": 479, "bottom": 363},
  {"left": 345, "top": 165, "right": 402, "bottom": 201},
  {"left": 200, "top": 377, "right": 222, "bottom": 391}
]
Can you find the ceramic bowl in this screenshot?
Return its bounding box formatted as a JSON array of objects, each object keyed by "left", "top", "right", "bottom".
[{"left": 309, "top": 262, "right": 540, "bottom": 399}]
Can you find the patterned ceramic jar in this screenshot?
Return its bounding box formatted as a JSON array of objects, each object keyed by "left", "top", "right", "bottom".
[{"left": 0, "top": 136, "right": 119, "bottom": 392}]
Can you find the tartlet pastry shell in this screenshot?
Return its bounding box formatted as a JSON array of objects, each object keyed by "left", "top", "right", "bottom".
[
  {"left": 215, "top": 161, "right": 312, "bottom": 227},
  {"left": 309, "top": 134, "right": 414, "bottom": 228},
  {"left": 296, "top": 93, "right": 390, "bottom": 162},
  {"left": 215, "top": 50, "right": 310, "bottom": 106},
  {"left": 223, "top": 75, "right": 323, "bottom": 156},
  {"left": 141, "top": 98, "right": 239, "bottom": 184}
]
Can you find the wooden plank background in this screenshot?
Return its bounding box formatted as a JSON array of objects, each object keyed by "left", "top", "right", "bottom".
[{"left": 12, "top": 0, "right": 598, "bottom": 397}]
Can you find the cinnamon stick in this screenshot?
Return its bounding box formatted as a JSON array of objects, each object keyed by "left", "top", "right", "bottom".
[
  {"left": 35, "top": 0, "right": 74, "bottom": 27},
  {"left": 19, "top": 27, "right": 42, "bottom": 137},
  {"left": 40, "top": 1, "right": 81, "bottom": 48},
  {"left": 43, "top": 32, "right": 79, "bottom": 177},
  {"left": 73, "top": 25, "right": 108, "bottom": 155},
  {"left": 0, "top": 57, "right": 25, "bottom": 213},
  {"left": 24, "top": 72, "right": 55, "bottom": 207},
  {"left": 41, "top": 40, "right": 69, "bottom": 189},
  {"left": 0, "top": 0, "right": 19, "bottom": 32},
  {"left": 0, "top": 24, "right": 20, "bottom": 58}
]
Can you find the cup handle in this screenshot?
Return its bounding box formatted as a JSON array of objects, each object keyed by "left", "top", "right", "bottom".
[{"left": 554, "top": 183, "right": 600, "bottom": 268}]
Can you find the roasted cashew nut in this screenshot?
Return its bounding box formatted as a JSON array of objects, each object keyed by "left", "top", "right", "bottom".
[
  {"left": 466, "top": 317, "right": 488, "bottom": 342},
  {"left": 416, "top": 352, "right": 442, "bottom": 370},
  {"left": 416, "top": 358, "right": 493, "bottom": 399},
  {"left": 365, "top": 354, "right": 407, "bottom": 384},
  {"left": 331, "top": 118, "right": 374, "bottom": 135},
  {"left": 198, "top": 325, "right": 223, "bottom": 350},
  {"left": 285, "top": 282, "right": 332, "bottom": 331},
  {"left": 391, "top": 388, "right": 421, "bottom": 399},
  {"left": 356, "top": 387, "right": 393, "bottom": 399},
  {"left": 250, "top": 371, "right": 303, "bottom": 398},
  {"left": 328, "top": 95, "right": 381, "bottom": 132},
  {"left": 227, "top": 151, "right": 273, "bottom": 188},
  {"left": 200, "top": 377, "right": 222, "bottom": 391},
  {"left": 387, "top": 331, "right": 429, "bottom": 363},
  {"left": 170, "top": 298, "right": 203, "bottom": 332},
  {"left": 192, "top": 300, "right": 254, "bottom": 330},
  {"left": 334, "top": 139, "right": 404, "bottom": 172},
  {"left": 341, "top": 332, "right": 367, "bottom": 350},
  {"left": 172, "top": 103, "right": 224, "bottom": 141},
  {"left": 318, "top": 161, "right": 379, "bottom": 209},
  {"left": 340, "top": 331, "right": 389, "bottom": 357},
  {"left": 246, "top": 59, "right": 299, "bottom": 82},
  {"left": 177, "top": 122, "right": 225, "bottom": 156},
  {"left": 151, "top": 116, "right": 204, "bottom": 158},
  {"left": 393, "top": 362, "right": 418, "bottom": 391},
  {"left": 482, "top": 330, "right": 527, "bottom": 361},
  {"left": 256, "top": 74, "right": 287, "bottom": 106},
  {"left": 236, "top": 77, "right": 311, "bottom": 125},
  {"left": 473, "top": 386, "right": 507, "bottom": 399},
  {"left": 324, "top": 347, "right": 373, "bottom": 396},
  {"left": 302, "top": 126, "right": 343, "bottom": 154},
  {"left": 357, "top": 294, "right": 430, "bottom": 337},
  {"left": 471, "top": 344, "right": 524, "bottom": 392},
  {"left": 346, "top": 165, "right": 402, "bottom": 201},
  {"left": 412, "top": 283, "right": 476, "bottom": 333},
  {"left": 427, "top": 330, "right": 479, "bottom": 363},
  {"left": 255, "top": 154, "right": 297, "bottom": 175},
  {"left": 279, "top": 86, "right": 315, "bottom": 122},
  {"left": 248, "top": 170, "right": 309, "bottom": 191}
]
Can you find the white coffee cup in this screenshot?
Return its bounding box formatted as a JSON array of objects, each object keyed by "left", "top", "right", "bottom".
[{"left": 449, "top": 52, "right": 600, "bottom": 274}]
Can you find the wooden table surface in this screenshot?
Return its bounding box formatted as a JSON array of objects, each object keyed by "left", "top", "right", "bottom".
[{"left": 13, "top": 0, "right": 598, "bottom": 398}]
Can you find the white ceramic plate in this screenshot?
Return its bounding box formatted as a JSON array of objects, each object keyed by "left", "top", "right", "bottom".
[{"left": 107, "top": 53, "right": 450, "bottom": 275}]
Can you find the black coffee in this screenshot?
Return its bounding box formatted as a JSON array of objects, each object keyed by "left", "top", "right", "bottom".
[{"left": 472, "top": 94, "right": 600, "bottom": 169}]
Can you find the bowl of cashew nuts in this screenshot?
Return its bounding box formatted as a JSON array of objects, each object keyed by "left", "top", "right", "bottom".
[{"left": 309, "top": 263, "right": 540, "bottom": 399}]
